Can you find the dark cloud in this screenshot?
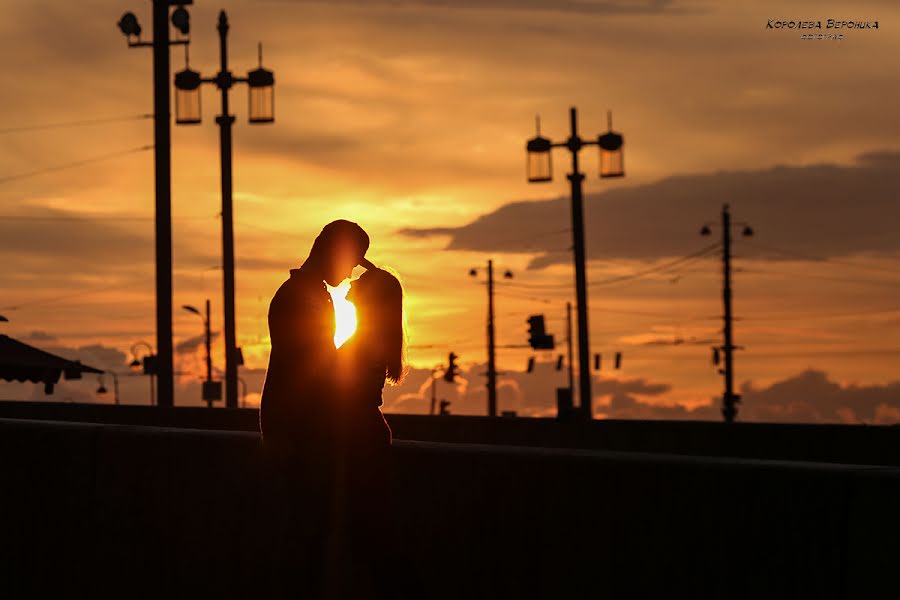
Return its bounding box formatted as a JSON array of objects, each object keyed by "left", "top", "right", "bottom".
[
  {"left": 739, "top": 369, "right": 900, "bottom": 424},
  {"left": 175, "top": 331, "right": 221, "bottom": 355},
  {"left": 277, "top": 0, "right": 681, "bottom": 16},
  {"left": 0, "top": 209, "right": 153, "bottom": 270},
  {"left": 24, "top": 330, "right": 57, "bottom": 342},
  {"left": 400, "top": 151, "right": 900, "bottom": 268}
]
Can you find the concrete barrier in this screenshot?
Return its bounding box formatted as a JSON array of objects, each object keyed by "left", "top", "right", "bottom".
[
  {"left": 1, "top": 400, "right": 899, "bottom": 465},
  {"left": 0, "top": 417, "right": 898, "bottom": 598}
]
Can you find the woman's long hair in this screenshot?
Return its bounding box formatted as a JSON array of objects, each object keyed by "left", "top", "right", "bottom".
[{"left": 351, "top": 266, "right": 407, "bottom": 384}]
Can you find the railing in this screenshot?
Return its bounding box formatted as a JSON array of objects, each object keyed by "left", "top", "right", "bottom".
[{"left": 1, "top": 417, "right": 898, "bottom": 598}]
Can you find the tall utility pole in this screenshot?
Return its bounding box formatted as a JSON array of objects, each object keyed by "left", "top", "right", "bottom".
[
  {"left": 151, "top": 0, "right": 175, "bottom": 408},
  {"left": 470, "top": 261, "right": 513, "bottom": 417},
  {"left": 703, "top": 203, "right": 753, "bottom": 422},
  {"left": 525, "top": 107, "right": 624, "bottom": 421},
  {"left": 216, "top": 12, "right": 239, "bottom": 409},
  {"left": 118, "top": 1, "right": 192, "bottom": 406},
  {"left": 720, "top": 204, "right": 737, "bottom": 422},
  {"left": 486, "top": 259, "right": 498, "bottom": 417}
]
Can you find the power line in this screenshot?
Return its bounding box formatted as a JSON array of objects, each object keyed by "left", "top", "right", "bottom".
[
  {"left": 740, "top": 267, "right": 900, "bottom": 289},
  {"left": 0, "top": 214, "right": 212, "bottom": 222},
  {"left": 1, "top": 265, "right": 218, "bottom": 312},
  {"left": 500, "top": 244, "right": 722, "bottom": 292},
  {"left": 0, "top": 145, "right": 153, "bottom": 185},
  {"left": 0, "top": 114, "right": 152, "bottom": 135},
  {"left": 745, "top": 305, "right": 900, "bottom": 322},
  {"left": 589, "top": 243, "right": 722, "bottom": 287},
  {"left": 737, "top": 239, "right": 900, "bottom": 277}
]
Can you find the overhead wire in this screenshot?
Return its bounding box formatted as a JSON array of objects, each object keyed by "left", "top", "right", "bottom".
[
  {"left": 0, "top": 145, "right": 153, "bottom": 185},
  {"left": 0, "top": 114, "right": 152, "bottom": 135},
  {"left": 737, "top": 238, "right": 900, "bottom": 277}
]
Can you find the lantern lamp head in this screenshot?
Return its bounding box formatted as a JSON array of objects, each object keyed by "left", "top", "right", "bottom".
[
  {"left": 526, "top": 135, "right": 553, "bottom": 183},
  {"left": 171, "top": 6, "right": 190, "bottom": 35},
  {"left": 248, "top": 44, "right": 275, "bottom": 124},
  {"left": 117, "top": 12, "right": 141, "bottom": 38},
  {"left": 597, "top": 110, "right": 624, "bottom": 178},
  {"left": 174, "top": 68, "right": 202, "bottom": 124}
]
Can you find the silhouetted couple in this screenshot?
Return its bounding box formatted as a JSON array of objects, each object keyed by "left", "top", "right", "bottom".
[{"left": 260, "top": 220, "right": 406, "bottom": 599}]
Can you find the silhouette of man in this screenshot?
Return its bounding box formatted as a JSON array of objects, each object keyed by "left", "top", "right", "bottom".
[{"left": 260, "top": 219, "right": 370, "bottom": 447}]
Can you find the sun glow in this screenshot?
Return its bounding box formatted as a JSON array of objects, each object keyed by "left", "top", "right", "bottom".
[{"left": 328, "top": 280, "right": 357, "bottom": 348}]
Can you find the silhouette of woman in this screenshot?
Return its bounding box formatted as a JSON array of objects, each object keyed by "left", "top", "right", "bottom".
[{"left": 333, "top": 266, "right": 407, "bottom": 598}]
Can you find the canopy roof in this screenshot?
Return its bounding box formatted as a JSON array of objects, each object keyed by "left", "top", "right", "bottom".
[{"left": 0, "top": 334, "right": 103, "bottom": 394}]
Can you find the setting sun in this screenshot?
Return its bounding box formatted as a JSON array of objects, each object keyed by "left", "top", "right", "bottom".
[{"left": 328, "top": 280, "right": 357, "bottom": 348}]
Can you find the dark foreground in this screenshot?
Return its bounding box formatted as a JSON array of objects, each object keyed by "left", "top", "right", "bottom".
[{"left": 0, "top": 416, "right": 898, "bottom": 599}]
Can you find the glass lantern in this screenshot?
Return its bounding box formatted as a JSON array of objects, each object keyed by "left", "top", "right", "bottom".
[
  {"left": 174, "top": 68, "right": 202, "bottom": 124},
  {"left": 597, "top": 111, "right": 624, "bottom": 178},
  {"left": 526, "top": 135, "right": 552, "bottom": 182},
  {"left": 248, "top": 66, "right": 275, "bottom": 123}
]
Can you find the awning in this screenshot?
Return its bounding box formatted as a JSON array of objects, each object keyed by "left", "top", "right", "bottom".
[{"left": 0, "top": 334, "right": 103, "bottom": 394}]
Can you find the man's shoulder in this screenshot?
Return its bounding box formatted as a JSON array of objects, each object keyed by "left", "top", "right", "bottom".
[{"left": 270, "top": 271, "right": 330, "bottom": 313}]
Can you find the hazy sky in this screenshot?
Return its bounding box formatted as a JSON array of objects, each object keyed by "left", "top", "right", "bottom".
[{"left": 2, "top": 0, "right": 899, "bottom": 422}]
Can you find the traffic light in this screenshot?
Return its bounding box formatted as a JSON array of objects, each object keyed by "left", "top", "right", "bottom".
[
  {"left": 614, "top": 352, "right": 622, "bottom": 369},
  {"left": 527, "top": 315, "right": 555, "bottom": 350},
  {"left": 444, "top": 352, "right": 459, "bottom": 383},
  {"left": 594, "top": 353, "right": 601, "bottom": 370}
]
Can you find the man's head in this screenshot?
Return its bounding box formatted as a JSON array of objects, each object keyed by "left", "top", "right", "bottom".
[{"left": 307, "top": 220, "right": 369, "bottom": 286}]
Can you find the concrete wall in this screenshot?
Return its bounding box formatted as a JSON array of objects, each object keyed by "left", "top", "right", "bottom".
[
  {"left": 1, "top": 417, "right": 898, "bottom": 598},
  {"left": 1, "top": 400, "right": 900, "bottom": 465}
]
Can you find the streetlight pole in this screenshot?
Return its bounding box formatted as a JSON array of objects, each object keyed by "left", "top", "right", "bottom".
[
  {"left": 215, "top": 12, "right": 239, "bottom": 410},
  {"left": 525, "top": 107, "right": 625, "bottom": 420},
  {"left": 487, "top": 260, "right": 497, "bottom": 417},
  {"left": 117, "top": 1, "right": 192, "bottom": 408},
  {"left": 130, "top": 341, "right": 157, "bottom": 405},
  {"left": 566, "top": 109, "right": 592, "bottom": 421},
  {"left": 173, "top": 10, "right": 275, "bottom": 409},
  {"left": 566, "top": 301, "right": 574, "bottom": 395},
  {"left": 183, "top": 301, "right": 215, "bottom": 407}
]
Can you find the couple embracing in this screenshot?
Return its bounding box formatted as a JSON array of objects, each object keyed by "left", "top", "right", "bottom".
[{"left": 259, "top": 219, "right": 406, "bottom": 598}]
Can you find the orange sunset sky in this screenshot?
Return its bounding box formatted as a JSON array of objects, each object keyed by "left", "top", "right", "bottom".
[{"left": 2, "top": 0, "right": 900, "bottom": 423}]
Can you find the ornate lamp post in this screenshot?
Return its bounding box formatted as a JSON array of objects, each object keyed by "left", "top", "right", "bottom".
[
  {"left": 525, "top": 107, "right": 625, "bottom": 420},
  {"left": 96, "top": 373, "right": 121, "bottom": 405},
  {"left": 173, "top": 10, "right": 275, "bottom": 408},
  {"left": 129, "top": 341, "right": 157, "bottom": 405}
]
